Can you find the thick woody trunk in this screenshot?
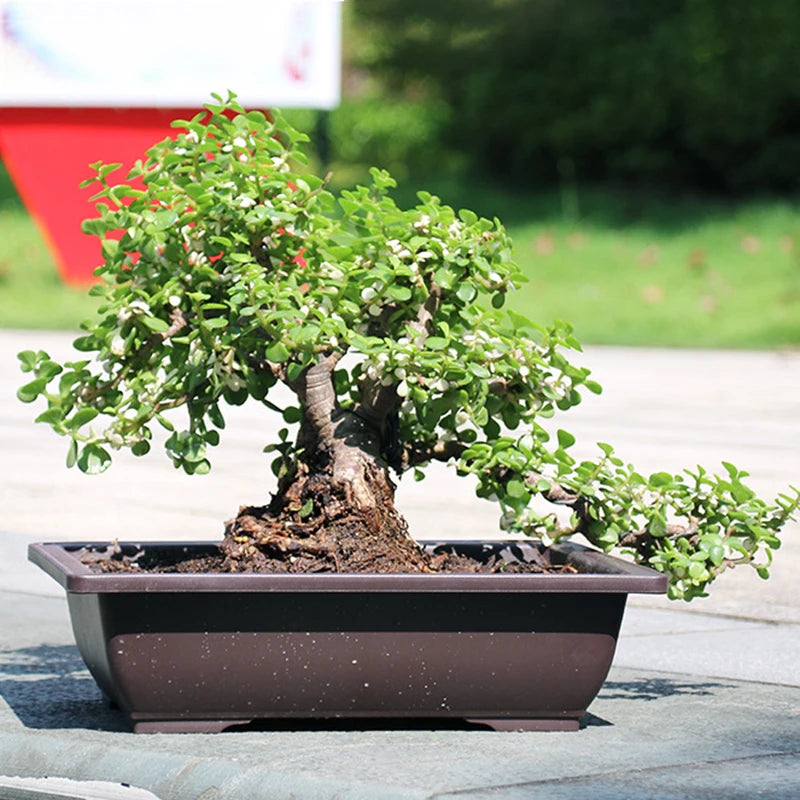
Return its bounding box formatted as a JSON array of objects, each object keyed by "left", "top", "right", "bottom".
[{"left": 220, "top": 359, "right": 433, "bottom": 573}]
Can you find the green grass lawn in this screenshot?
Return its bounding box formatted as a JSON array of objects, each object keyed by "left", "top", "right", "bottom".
[
  {"left": 0, "top": 206, "right": 99, "bottom": 330},
  {"left": 507, "top": 195, "right": 800, "bottom": 348},
  {"left": 2, "top": 159, "right": 799, "bottom": 348},
  {"left": 391, "top": 177, "right": 800, "bottom": 349},
  {"left": 0, "top": 163, "right": 99, "bottom": 330}
]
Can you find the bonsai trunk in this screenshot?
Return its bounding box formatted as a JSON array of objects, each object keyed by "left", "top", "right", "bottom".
[{"left": 221, "top": 358, "right": 433, "bottom": 573}]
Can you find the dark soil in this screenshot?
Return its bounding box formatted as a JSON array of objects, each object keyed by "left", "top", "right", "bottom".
[
  {"left": 85, "top": 547, "right": 578, "bottom": 575},
  {"left": 81, "top": 525, "right": 579, "bottom": 576}
]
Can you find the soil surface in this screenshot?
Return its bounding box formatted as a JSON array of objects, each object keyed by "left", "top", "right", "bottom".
[{"left": 81, "top": 534, "right": 579, "bottom": 576}]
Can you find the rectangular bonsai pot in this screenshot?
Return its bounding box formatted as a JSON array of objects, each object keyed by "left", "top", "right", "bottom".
[{"left": 29, "top": 539, "right": 667, "bottom": 732}]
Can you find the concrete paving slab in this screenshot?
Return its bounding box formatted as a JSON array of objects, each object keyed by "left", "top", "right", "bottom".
[
  {"left": 429, "top": 753, "right": 800, "bottom": 799},
  {"left": 618, "top": 608, "right": 800, "bottom": 686},
  {"left": 2, "top": 591, "right": 800, "bottom": 799},
  {"left": 0, "top": 776, "right": 160, "bottom": 800}
]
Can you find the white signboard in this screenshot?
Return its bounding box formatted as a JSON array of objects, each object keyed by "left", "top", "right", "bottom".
[{"left": 0, "top": 1, "right": 341, "bottom": 108}]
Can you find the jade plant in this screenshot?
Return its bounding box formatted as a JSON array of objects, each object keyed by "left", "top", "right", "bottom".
[{"left": 18, "top": 94, "right": 799, "bottom": 598}]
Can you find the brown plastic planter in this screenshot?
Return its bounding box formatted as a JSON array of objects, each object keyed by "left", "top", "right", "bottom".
[{"left": 29, "top": 539, "right": 666, "bottom": 732}]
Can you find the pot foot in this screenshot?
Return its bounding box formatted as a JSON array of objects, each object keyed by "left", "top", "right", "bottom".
[
  {"left": 466, "top": 717, "right": 580, "bottom": 732},
  {"left": 132, "top": 719, "right": 247, "bottom": 733}
]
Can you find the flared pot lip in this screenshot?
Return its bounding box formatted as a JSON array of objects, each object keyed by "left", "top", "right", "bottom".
[{"left": 28, "top": 539, "right": 668, "bottom": 595}]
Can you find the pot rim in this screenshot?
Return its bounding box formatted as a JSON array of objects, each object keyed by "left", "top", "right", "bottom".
[{"left": 29, "top": 540, "right": 668, "bottom": 595}]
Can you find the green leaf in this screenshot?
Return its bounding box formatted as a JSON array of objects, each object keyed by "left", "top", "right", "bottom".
[
  {"left": 77, "top": 444, "right": 112, "bottom": 475},
  {"left": 456, "top": 283, "right": 477, "bottom": 303},
  {"left": 154, "top": 209, "right": 178, "bottom": 230},
  {"left": 225, "top": 386, "right": 248, "bottom": 405},
  {"left": 66, "top": 439, "right": 78, "bottom": 468},
  {"left": 584, "top": 379, "right": 602, "bottom": 394},
  {"left": 708, "top": 545, "right": 725, "bottom": 566},
  {"left": 425, "top": 337, "right": 448, "bottom": 350},
  {"left": 387, "top": 285, "right": 412, "bottom": 302},
  {"left": 35, "top": 408, "right": 64, "bottom": 425},
  {"left": 101, "top": 239, "right": 119, "bottom": 258},
  {"left": 557, "top": 429, "right": 576, "bottom": 449},
  {"left": 731, "top": 482, "right": 755, "bottom": 503},
  {"left": 491, "top": 293, "right": 506, "bottom": 309},
  {"left": 244, "top": 369, "right": 267, "bottom": 400},
  {"left": 266, "top": 341, "right": 290, "bottom": 363},
  {"left": 142, "top": 316, "right": 170, "bottom": 333},
  {"left": 721, "top": 461, "right": 740, "bottom": 479},
  {"left": 434, "top": 266, "right": 458, "bottom": 290},
  {"left": 69, "top": 407, "right": 100, "bottom": 429},
  {"left": 283, "top": 406, "right": 302, "bottom": 423},
  {"left": 184, "top": 458, "right": 211, "bottom": 475},
  {"left": 17, "top": 377, "right": 47, "bottom": 403},
  {"left": 72, "top": 335, "right": 98, "bottom": 352},
  {"left": 506, "top": 478, "right": 527, "bottom": 499},
  {"left": 287, "top": 362, "right": 305, "bottom": 383},
  {"left": 208, "top": 404, "right": 226, "bottom": 429},
  {"left": 648, "top": 511, "right": 667, "bottom": 537},
  {"left": 458, "top": 208, "right": 478, "bottom": 225},
  {"left": 203, "top": 316, "right": 228, "bottom": 329},
  {"left": 132, "top": 440, "right": 151, "bottom": 457},
  {"left": 182, "top": 437, "right": 207, "bottom": 462},
  {"left": 501, "top": 405, "right": 520, "bottom": 430},
  {"left": 649, "top": 471, "right": 674, "bottom": 487},
  {"left": 483, "top": 417, "right": 501, "bottom": 440},
  {"left": 155, "top": 413, "right": 175, "bottom": 431},
  {"left": 17, "top": 350, "right": 38, "bottom": 372},
  {"left": 98, "top": 162, "right": 122, "bottom": 180},
  {"left": 688, "top": 560, "right": 708, "bottom": 581},
  {"left": 298, "top": 497, "right": 314, "bottom": 518},
  {"left": 469, "top": 363, "right": 490, "bottom": 379},
  {"left": 37, "top": 360, "right": 63, "bottom": 381}
]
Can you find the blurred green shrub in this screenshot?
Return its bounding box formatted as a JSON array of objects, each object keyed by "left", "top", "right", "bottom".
[
  {"left": 354, "top": 0, "right": 800, "bottom": 192},
  {"left": 286, "top": 97, "right": 455, "bottom": 187},
  {"left": 328, "top": 96, "right": 455, "bottom": 180}
]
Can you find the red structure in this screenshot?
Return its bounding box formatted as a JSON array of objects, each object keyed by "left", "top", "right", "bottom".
[{"left": 0, "top": 107, "right": 199, "bottom": 284}]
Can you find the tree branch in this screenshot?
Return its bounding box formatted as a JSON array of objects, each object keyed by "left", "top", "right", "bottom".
[
  {"left": 523, "top": 473, "right": 582, "bottom": 505},
  {"left": 408, "top": 281, "right": 442, "bottom": 346},
  {"left": 292, "top": 353, "right": 341, "bottom": 441},
  {"left": 399, "top": 439, "right": 468, "bottom": 470}
]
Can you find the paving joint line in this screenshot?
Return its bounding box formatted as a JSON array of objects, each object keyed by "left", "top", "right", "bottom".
[{"left": 426, "top": 748, "right": 800, "bottom": 797}]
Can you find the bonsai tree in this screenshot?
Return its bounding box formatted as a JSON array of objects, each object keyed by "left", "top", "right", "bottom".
[{"left": 18, "top": 94, "right": 799, "bottom": 598}]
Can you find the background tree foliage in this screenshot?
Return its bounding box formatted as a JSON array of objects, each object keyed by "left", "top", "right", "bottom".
[{"left": 354, "top": 0, "right": 800, "bottom": 192}]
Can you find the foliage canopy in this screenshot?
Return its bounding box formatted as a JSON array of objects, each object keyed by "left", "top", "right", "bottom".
[{"left": 18, "top": 95, "right": 799, "bottom": 599}]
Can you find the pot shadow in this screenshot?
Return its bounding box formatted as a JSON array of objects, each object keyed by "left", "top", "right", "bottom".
[
  {"left": 579, "top": 678, "right": 738, "bottom": 728},
  {"left": 0, "top": 644, "right": 128, "bottom": 732},
  {"left": 599, "top": 677, "right": 736, "bottom": 702},
  {"left": 580, "top": 712, "right": 612, "bottom": 728}
]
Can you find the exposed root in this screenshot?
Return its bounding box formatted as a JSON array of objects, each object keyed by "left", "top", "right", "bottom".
[
  {"left": 219, "top": 451, "right": 435, "bottom": 573},
  {"left": 220, "top": 503, "right": 433, "bottom": 574}
]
